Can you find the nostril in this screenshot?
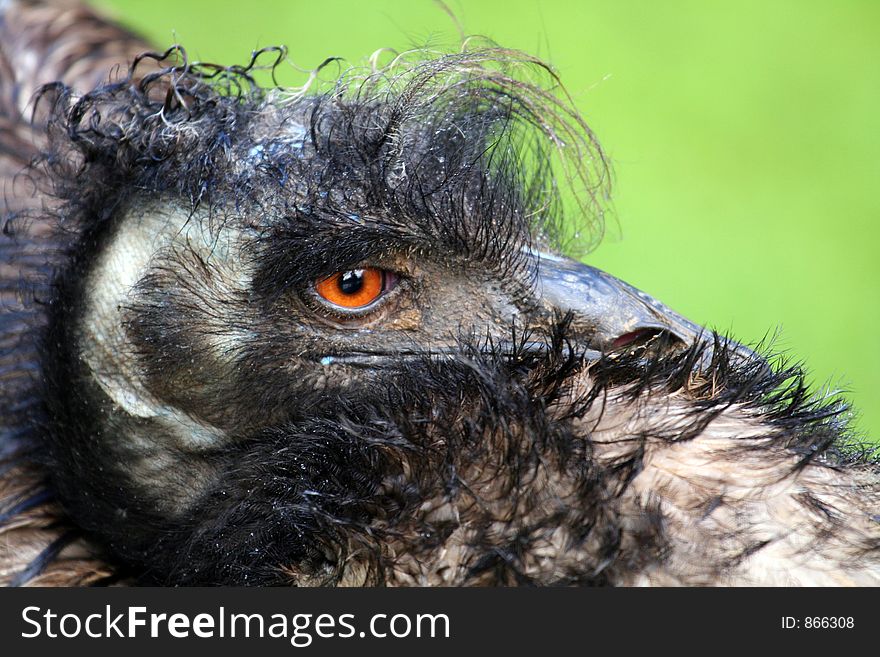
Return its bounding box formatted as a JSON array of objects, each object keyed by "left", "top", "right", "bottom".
[
  {"left": 610, "top": 328, "right": 683, "bottom": 352},
  {"left": 611, "top": 328, "right": 659, "bottom": 350}
]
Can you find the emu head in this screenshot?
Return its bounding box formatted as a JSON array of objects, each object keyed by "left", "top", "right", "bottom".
[
  {"left": 33, "top": 49, "right": 693, "bottom": 583},
  {"left": 7, "top": 44, "right": 878, "bottom": 586}
]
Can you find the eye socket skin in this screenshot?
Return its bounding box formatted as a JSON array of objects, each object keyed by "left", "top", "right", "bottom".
[{"left": 314, "top": 268, "right": 397, "bottom": 311}]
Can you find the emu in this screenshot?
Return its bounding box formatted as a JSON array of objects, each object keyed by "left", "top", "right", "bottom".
[{"left": 1, "top": 0, "right": 878, "bottom": 586}]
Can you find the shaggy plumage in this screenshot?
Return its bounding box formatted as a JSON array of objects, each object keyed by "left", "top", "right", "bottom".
[{"left": 1, "top": 0, "right": 878, "bottom": 586}]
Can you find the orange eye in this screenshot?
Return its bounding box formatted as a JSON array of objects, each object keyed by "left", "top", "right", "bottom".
[{"left": 314, "top": 268, "right": 393, "bottom": 310}]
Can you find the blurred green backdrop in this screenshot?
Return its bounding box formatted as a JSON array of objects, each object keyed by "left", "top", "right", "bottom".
[{"left": 96, "top": 0, "right": 880, "bottom": 443}]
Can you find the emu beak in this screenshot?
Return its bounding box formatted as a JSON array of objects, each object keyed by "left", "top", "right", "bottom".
[{"left": 536, "top": 252, "right": 720, "bottom": 356}]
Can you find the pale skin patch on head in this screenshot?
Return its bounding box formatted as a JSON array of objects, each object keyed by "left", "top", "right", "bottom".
[{"left": 80, "top": 203, "right": 252, "bottom": 451}]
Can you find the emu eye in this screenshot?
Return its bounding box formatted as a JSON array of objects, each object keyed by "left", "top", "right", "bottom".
[{"left": 314, "top": 268, "right": 397, "bottom": 310}]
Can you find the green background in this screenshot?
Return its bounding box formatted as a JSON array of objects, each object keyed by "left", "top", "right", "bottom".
[{"left": 95, "top": 0, "right": 880, "bottom": 444}]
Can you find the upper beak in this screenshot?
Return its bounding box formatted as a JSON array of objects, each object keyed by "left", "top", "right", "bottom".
[{"left": 535, "top": 252, "right": 755, "bottom": 362}]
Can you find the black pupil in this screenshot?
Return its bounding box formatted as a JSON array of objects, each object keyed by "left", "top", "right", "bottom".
[{"left": 338, "top": 270, "right": 365, "bottom": 295}]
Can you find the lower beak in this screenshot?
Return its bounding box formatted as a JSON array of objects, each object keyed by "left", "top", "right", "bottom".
[{"left": 536, "top": 252, "right": 753, "bottom": 362}]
